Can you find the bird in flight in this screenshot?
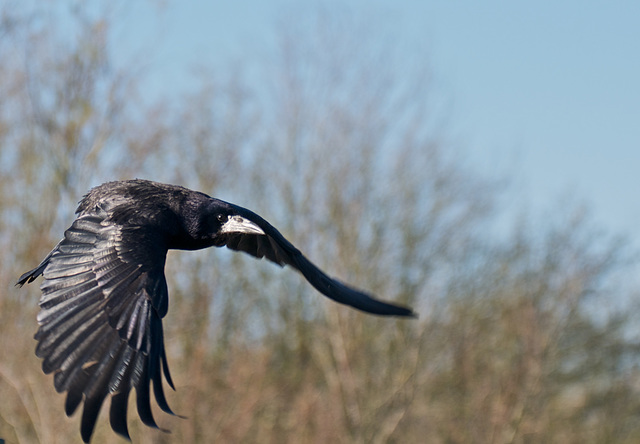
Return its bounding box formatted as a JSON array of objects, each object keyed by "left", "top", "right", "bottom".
[{"left": 17, "top": 179, "right": 416, "bottom": 442}]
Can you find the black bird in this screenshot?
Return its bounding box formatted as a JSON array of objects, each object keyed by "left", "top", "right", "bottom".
[{"left": 17, "top": 179, "right": 415, "bottom": 442}]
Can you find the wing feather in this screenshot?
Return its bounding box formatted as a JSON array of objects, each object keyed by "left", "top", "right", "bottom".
[
  {"left": 109, "top": 391, "right": 131, "bottom": 439},
  {"left": 223, "top": 207, "right": 416, "bottom": 317},
  {"left": 21, "top": 212, "right": 174, "bottom": 442}
]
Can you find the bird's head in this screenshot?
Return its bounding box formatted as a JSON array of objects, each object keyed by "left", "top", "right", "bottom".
[
  {"left": 217, "top": 212, "right": 265, "bottom": 236},
  {"left": 190, "top": 199, "right": 265, "bottom": 246}
]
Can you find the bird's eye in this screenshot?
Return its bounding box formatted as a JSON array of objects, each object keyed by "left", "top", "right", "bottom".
[{"left": 217, "top": 214, "right": 226, "bottom": 222}]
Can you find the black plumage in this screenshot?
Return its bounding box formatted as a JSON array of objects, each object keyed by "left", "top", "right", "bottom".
[{"left": 17, "top": 179, "right": 415, "bottom": 442}]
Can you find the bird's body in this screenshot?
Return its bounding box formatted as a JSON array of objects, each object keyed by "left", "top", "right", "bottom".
[{"left": 17, "top": 179, "right": 415, "bottom": 442}]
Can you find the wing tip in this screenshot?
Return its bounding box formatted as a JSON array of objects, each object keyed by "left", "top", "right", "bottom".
[
  {"left": 383, "top": 304, "right": 418, "bottom": 318},
  {"left": 16, "top": 269, "right": 37, "bottom": 287},
  {"left": 401, "top": 308, "right": 419, "bottom": 319}
]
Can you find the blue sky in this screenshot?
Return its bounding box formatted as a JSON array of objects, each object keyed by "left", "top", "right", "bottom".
[
  {"left": 422, "top": 1, "right": 640, "bottom": 236},
  {"left": 109, "top": 1, "right": 639, "bottom": 245}
]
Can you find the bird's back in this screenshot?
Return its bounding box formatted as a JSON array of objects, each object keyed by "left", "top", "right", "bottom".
[{"left": 76, "top": 180, "right": 207, "bottom": 233}]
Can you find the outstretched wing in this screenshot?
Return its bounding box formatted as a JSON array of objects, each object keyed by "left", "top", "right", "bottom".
[
  {"left": 17, "top": 210, "right": 175, "bottom": 442},
  {"left": 222, "top": 206, "right": 416, "bottom": 318}
]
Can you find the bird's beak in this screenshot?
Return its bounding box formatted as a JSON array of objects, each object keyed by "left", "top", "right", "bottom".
[{"left": 220, "top": 215, "right": 265, "bottom": 235}]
